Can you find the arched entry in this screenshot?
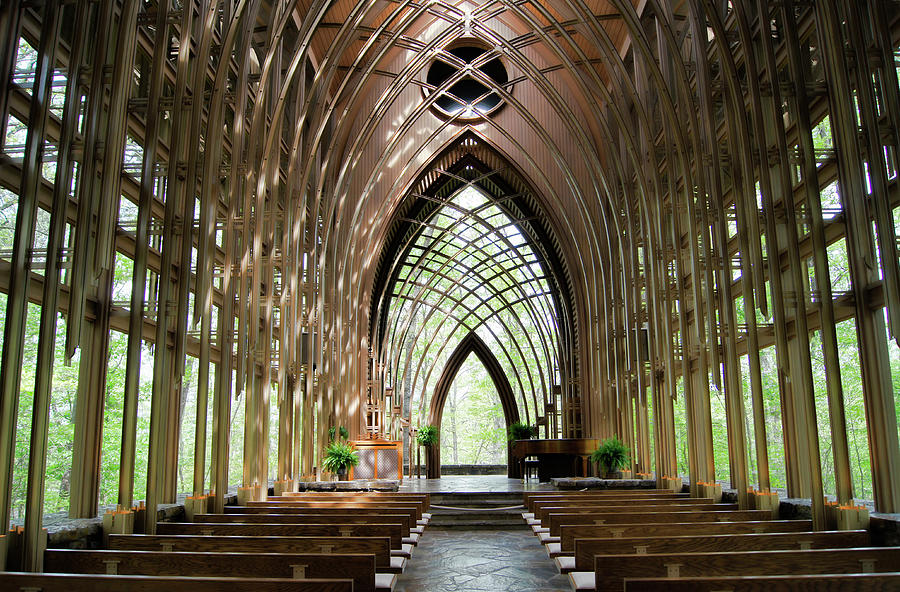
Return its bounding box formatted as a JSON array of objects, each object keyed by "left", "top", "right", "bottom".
[{"left": 424, "top": 333, "right": 521, "bottom": 478}]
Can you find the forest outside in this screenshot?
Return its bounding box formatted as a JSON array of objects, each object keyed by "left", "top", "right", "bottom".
[{"left": 439, "top": 353, "right": 507, "bottom": 466}]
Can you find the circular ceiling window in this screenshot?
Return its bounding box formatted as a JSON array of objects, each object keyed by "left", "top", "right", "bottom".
[{"left": 426, "top": 45, "right": 508, "bottom": 119}]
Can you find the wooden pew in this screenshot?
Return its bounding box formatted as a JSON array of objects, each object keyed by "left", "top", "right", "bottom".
[
  {"left": 570, "top": 547, "right": 900, "bottom": 592},
  {"left": 559, "top": 519, "right": 814, "bottom": 547},
  {"left": 524, "top": 491, "right": 684, "bottom": 512},
  {"left": 525, "top": 497, "right": 715, "bottom": 523},
  {"left": 108, "top": 533, "right": 406, "bottom": 573},
  {"left": 528, "top": 496, "right": 707, "bottom": 510},
  {"left": 280, "top": 492, "right": 429, "bottom": 507},
  {"left": 546, "top": 509, "right": 771, "bottom": 536},
  {"left": 270, "top": 494, "right": 429, "bottom": 510},
  {"left": 561, "top": 530, "right": 870, "bottom": 572},
  {"left": 199, "top": 511, "right": 420, "bottom": 543},
  {"left": 266, "top": 493, "right": 431, "bottom": 521},
  {"left": 155, "top": 521, "right": 411, "bottom": 555},
  {"left": 196, "top": 511, "right": 413, "bottom": 535},
  {"left": 225, "top": 505, "right": 426, "bottom": 532},
  {"left": 246, "top": 499, "right": 424, "bottom": 520},
  {"left": 622, "top": 572, "right": 900, "bottom": 591},
  {"left": 534, "top": 502, "right": 734, "bottom": 525},
  {"left": 550, "top": 520, "right": 814, "bottom": 558},
  {"left": 228, "top": 505, "right": 426, "bottom": 533},
  {"left": 44, "top": 549, "right": 394, "bottom": 592},
  {"left": 0, "top": 572, "right": 353, "bottom": 591},
  {"left": 523, "top": 495, "right": 706, "bottom": 523},
  {"left": 525, "top": 489, "right": 678, "bottom": 501}
]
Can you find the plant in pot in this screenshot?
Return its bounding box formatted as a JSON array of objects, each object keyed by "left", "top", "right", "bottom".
[
  {"left": 322, "top": 439, "right": 359, "bottom": 480},
  {"left": 416, "top": 425, "right": 439, "bottom": 478},
  {"left": 416, "top": 424, "right": 438, "bottom": 447},
  {"left": 590, "top": 437, "right": 631, "bottom": 478},
  {"left": 507, "top": 421, "right": 537, "bottom": 442},
  {"left": 328, "top": 425, "right": 350, "bottom": 442}
]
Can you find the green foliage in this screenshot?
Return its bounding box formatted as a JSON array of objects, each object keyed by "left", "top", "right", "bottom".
[
  {"left": 416, "top": 425, "right": 438, "bottom": 447},
  {"left": 321, "top": 440, "right": 359, "bottom": 474},
  {"left": 507, "top": 421, "right": 536, "bottom": 442},
  {"left": 328, "top": 425, "right": 349, "bottom": 442},
  {"left": 591, "top": 437, "right": 630, "bottom": 475},
  {"left": 439, "top": 355, "right": 507, "bottom": 465}
]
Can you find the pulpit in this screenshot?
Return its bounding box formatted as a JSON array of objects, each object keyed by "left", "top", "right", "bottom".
[{"left": 349, "top": 439, "right": 403, "bottom": 481}]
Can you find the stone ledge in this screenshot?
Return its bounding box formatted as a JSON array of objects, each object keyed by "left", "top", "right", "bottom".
[
  {"left": 551, "top": 477, "right": 657, "bottom": 490},
  {"left": 715, "top": 482, "right": 900, "bottom": 547},
  {"left": 12, "top": 489, "right": 240, "bottom": 549},
  {"left": 297, "top": 479, "right": 400, "bottom": 492}
]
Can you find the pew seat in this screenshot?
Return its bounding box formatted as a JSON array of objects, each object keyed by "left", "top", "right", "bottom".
[
  {"left": 554, "top": 529, "right": 869, "bottom": 573},
  {"left": 0, "top": 572, "right": 353, "bottom": 591},
  {"left": 555, "top": 519, "right": 814, "bottom": 553},
  {"left": 533, "top": 502, "right": 735, "bottom": 525},
  {"left": 44, "top": 548, "right": 395, "bottom": 592},
  {"left": 224, "top": 506, "right": 427, "bottom": 533},
  {"left": 196, "top": 511, "right": 416, "bottom": 536},
  {"left": 621, "top": 572, "right": 900, "bottom": 591},
  {"left": 156, "top": 521, "right": 410, "bottom": 553},
  {"left": 108, "top": 533, "right": 406, "bottom": 573},
  {"left": 569, "top": 546, "right": 900, "bottom": 591}
]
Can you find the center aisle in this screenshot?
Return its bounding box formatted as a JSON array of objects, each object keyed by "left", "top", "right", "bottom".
[
  {"left": 393, "top": 528, "right": 570, "bottom": 592},
  {"left": 396, "top": 476, "right": 567, "bottom": 591}
]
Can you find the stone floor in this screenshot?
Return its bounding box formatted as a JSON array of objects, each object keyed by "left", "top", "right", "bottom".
[
  {"left": 394, "top": 528, "right": 570, "bottom": 592},
  {"left": 399, "top": 474, "right": 557, "bottom": 493},
  {"left": 395, "top": 476, "right": 569, "bottom": 590}
]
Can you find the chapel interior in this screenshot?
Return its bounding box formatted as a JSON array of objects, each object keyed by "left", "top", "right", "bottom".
[{"left": 1, "top": 0, "right": 900, "bottom": 590}]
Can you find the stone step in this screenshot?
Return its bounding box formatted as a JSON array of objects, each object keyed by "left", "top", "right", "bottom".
[
  {"left": 429, "top": 491, "right": 524, "bottom": 505},
  {"left": 426, "top": 491, "right": 529, "bottom": 529}
]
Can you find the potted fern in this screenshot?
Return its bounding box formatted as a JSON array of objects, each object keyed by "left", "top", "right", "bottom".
[
  {"left": 416, "top": 424, "right": 438, "bottom": 447},
  {"left": 590, "top": 437, "right": 631, "bottom": 478},
  {"left": 507, "top": 421, "right": 537, "bottom": 442},
  {"left": 328, "top": 425, "right": 349, "bottom": 442},
  {"left": 322, "top": 440, "right": 359, "bottom": 480},
  {"left": 416, "top": 425, "right": 439, "bottom": 478}
]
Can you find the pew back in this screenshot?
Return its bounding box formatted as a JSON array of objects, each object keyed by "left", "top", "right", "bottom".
[
  {"left": 0, "top": 572, "right": 353, "bottom": 591},
  {"left": 594, "top": 547, "right": 900, "bottom": 592},
  {"left": 622, "top": 573, "right": 900, "bottom": 591},
  {"left": 524, "top": 491, "right": 684, "bottom": 511},
  {"left": 44, "top": 549, "right": 377, "bottom": 592},
  {"left": 108, "top": 533, "right": 394, "bottom": 568},
  {"left": 250, "top": 500, "right": 422, "bottom": 519},
  {"left": 559, "top": 520, "right": 814, "bottom": 551},
  {"left": 535, "top": 503, "right": 733, "bottom": 524},
  {"left": 197, "top": 512, "right": 411, "bottom": 533},
  {"left": 156, "top": 521, "right": 404, "bottom": 548},
  {"left": 573, "top": 530, "right": 870, "bottom": 570},
  {"left": 549, "top": 510, "right": 772, "bottom": 534}
]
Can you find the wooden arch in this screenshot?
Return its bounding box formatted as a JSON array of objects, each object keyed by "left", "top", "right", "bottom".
[{"left": 424, "top": 332, "right": 521, "bottom": 478}]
